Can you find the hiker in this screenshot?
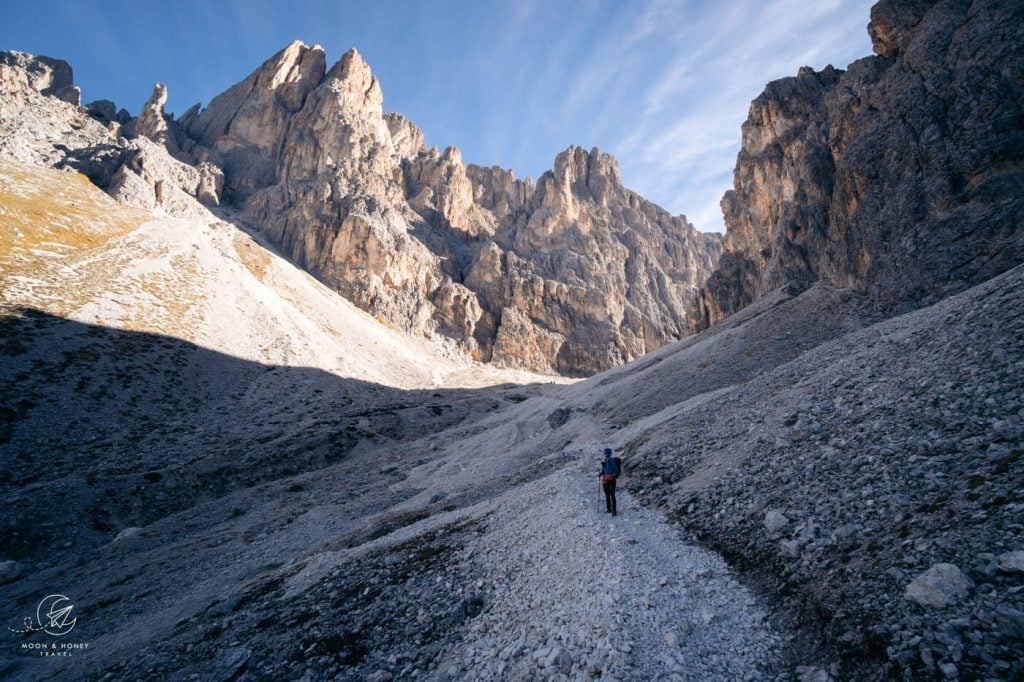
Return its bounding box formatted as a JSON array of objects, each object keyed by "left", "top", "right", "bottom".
[{"left": 600, "top": 448, "right": 620, "bottom": 516}]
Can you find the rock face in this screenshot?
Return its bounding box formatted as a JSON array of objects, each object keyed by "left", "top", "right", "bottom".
[
  {"left": 0, "top": 50, "right": 222, "bottom": 218},
  {"left": 0, "top": 50, "right": 79, "bottom": 105},
  {"left": 998, "top": 551, "right": 1024, "bottom": 573},
  {"left": 185, "top": 40, "right": 326, "bottom": 202},
  {"left": 468, "top": 147, "right": 722, "bottom": 374},
  {"left": 201, "top": 46, "right": 721, "bottom": 375},
  {"left": 696, "top": 0, "right": 1024, "bottom": 328},
  {"left": 0, "top": 52, "right": 108, "bottom": 167},
  {"left": 125, "top": 83, "right": 177, "bottom": 155},
  {"left": 0, "top": 42, "right": 720, "bottom": 376},
  {"left": 106, "top": 137, "right": 224, "bottom": 218}
]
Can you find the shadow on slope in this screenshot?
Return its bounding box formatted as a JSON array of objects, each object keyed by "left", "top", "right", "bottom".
[{"left": 0, "top": 307, "right": 546, "bottom": 565}]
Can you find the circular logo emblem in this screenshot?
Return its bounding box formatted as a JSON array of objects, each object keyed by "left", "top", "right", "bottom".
[{"left": 36, "top": 594, "right": 76, "bottom": 636}]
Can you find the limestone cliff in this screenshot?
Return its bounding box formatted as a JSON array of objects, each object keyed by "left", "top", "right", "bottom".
[
  {"left": 185, "top": 40, "right": 326, "bottom": 201},
  {"left": 195, "top": 46, "right": 721, "bottom": 375},
  {"left": 0, "top": 42, "right": 725, "bottom": 377},
  {"left": 0, "top": 51, "right": 222, "bottom": 219},
  {"left": 696, "top": 0, "right": 1024, "bottom": 328},
  {"left": 467, "top": 147, "right": 721, "bottom": 374}
]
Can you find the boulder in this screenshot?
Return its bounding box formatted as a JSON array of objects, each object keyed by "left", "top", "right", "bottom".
[
  {"left": 0, "top": 559, "right": 22, "bottom": 584},
  {"left": 780, "top": 539, "right": 802, "bottom": 558},
  {"left": 796, "top": 666, "right": 832, "bottom": 682},
  {"left": 904, "top": 563, "right": 973, "bottom": 608},
  {"left": 764, "top": 510, "right": 790, "bottom": 534},
  {"left": 114, "top": 526, "right": 144, "bottom": 542},
  {"left": 998, "top": 550, "right": 1024, "bottom": 573},
  {"left": 995, "top": 605, "right": 1024, "bottom": 640}
]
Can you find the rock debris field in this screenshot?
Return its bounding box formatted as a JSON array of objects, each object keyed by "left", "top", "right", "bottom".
[
  {"left": 435, "top": 465, "right": 783, "bottom": 681},
  {"left": 2, "top": 1, "right": 1023, "bottom": 677}
]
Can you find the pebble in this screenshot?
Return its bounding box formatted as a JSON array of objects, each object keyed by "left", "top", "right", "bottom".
[{"left": 997, "top": 550, "right": 1024, "bottom": 573}]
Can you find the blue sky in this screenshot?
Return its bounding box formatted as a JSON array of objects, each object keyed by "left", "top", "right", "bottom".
[{"left": 2, "top": 0, "right": 875, "bottom": 233}]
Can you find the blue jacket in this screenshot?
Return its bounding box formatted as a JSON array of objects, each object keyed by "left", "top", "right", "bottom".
[{"left": 601, "top": 457, "right": 620, "bottom": 478}]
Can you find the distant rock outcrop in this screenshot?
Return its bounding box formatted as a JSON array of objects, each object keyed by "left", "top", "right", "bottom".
[
  {"left": 125, "top": 83, "right": 177, "bottom": 154},
  {"left": 466, "top": 146, "right": 721, "bottom": 374},
  {"left": 696, "top": 0, "right": 1024, "bottom": 328},
  {"left": 106, "top": 137, "right": 224, "bottom": 218},
  {"left": 0, "top": 52, "right": 106, "bottom": 167},
  {"left": 0, "top": 50, "right": 223, "bottom": 218},
  {"left": 0, "top": 50, "right": 79, "bottom": 105}
]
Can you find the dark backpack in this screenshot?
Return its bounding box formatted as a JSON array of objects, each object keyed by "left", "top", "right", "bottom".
[{"left": 612, "top": 457, "right": 622, "bottom": 478}]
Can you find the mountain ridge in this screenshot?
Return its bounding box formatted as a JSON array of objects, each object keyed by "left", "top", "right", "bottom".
[
  {"left": 2, "top": 0, "right": 1023, "bottom": 678},
  {"left": 2, "top": 41, "right": 723, "bottom": 377},
  {"left": 149, "top": 41, "right": 725, "bottom": 376}
]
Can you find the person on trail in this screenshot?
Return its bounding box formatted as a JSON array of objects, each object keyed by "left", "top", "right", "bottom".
[{"left": 600, "top": 448, "right": 620, "bottom": 516}]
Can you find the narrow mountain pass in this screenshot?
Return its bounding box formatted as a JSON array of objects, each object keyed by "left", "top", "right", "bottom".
[{"left": 435, "top": 460, "right": 786, "bottom": 680}]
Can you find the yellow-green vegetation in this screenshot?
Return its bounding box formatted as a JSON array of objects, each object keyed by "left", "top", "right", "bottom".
[
  {"left": 0, "top": 158, "right": 150, "bottom": 317},
  {"left": 125, "top": 252, "right": 206, "bottom": 340},
  {"left": 232, "top": 229, "right": 273, "bottom": 282},
  {"left": 0, "top": 159, "right": 148, "bottom": 272},
  {"left": 0, "top": 159, "right": 210, "bottom": 341}
]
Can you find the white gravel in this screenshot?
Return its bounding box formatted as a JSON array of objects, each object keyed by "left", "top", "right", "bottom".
[{"left": 438, "top": 461, "right": 783, "bottom": 680}]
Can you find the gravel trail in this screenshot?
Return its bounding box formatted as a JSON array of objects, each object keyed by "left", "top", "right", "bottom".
[{"left": 438, "top": 460, "right": 785, "bottom": 680}]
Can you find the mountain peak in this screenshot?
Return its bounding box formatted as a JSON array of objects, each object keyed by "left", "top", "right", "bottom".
[
  {"left": 323, "top": 46, "right": 382, "bottom": 112},
  {"left": 254, "top": 40, "right": 326, "bottom": 94},
  {"left": 182, "top": 39, "right": 325, "bottom": 200},
  {"left": 551, "top": 145, "right": 622, "bottom": 203},
  {"left": 326, "top": 46, "right": 371, "bottom": 80}
]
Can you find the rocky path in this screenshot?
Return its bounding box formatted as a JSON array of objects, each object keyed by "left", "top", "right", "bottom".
[{"left": 436, "top": 461, "right": 785, "bottom": 680}]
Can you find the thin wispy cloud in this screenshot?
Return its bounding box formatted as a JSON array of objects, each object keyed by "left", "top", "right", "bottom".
[
  {"left": 589, "top": 0, "right": 876, "bottom": 232},
  {"left": 448, "top": 0, "right": 874, "bottom": 232}
]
